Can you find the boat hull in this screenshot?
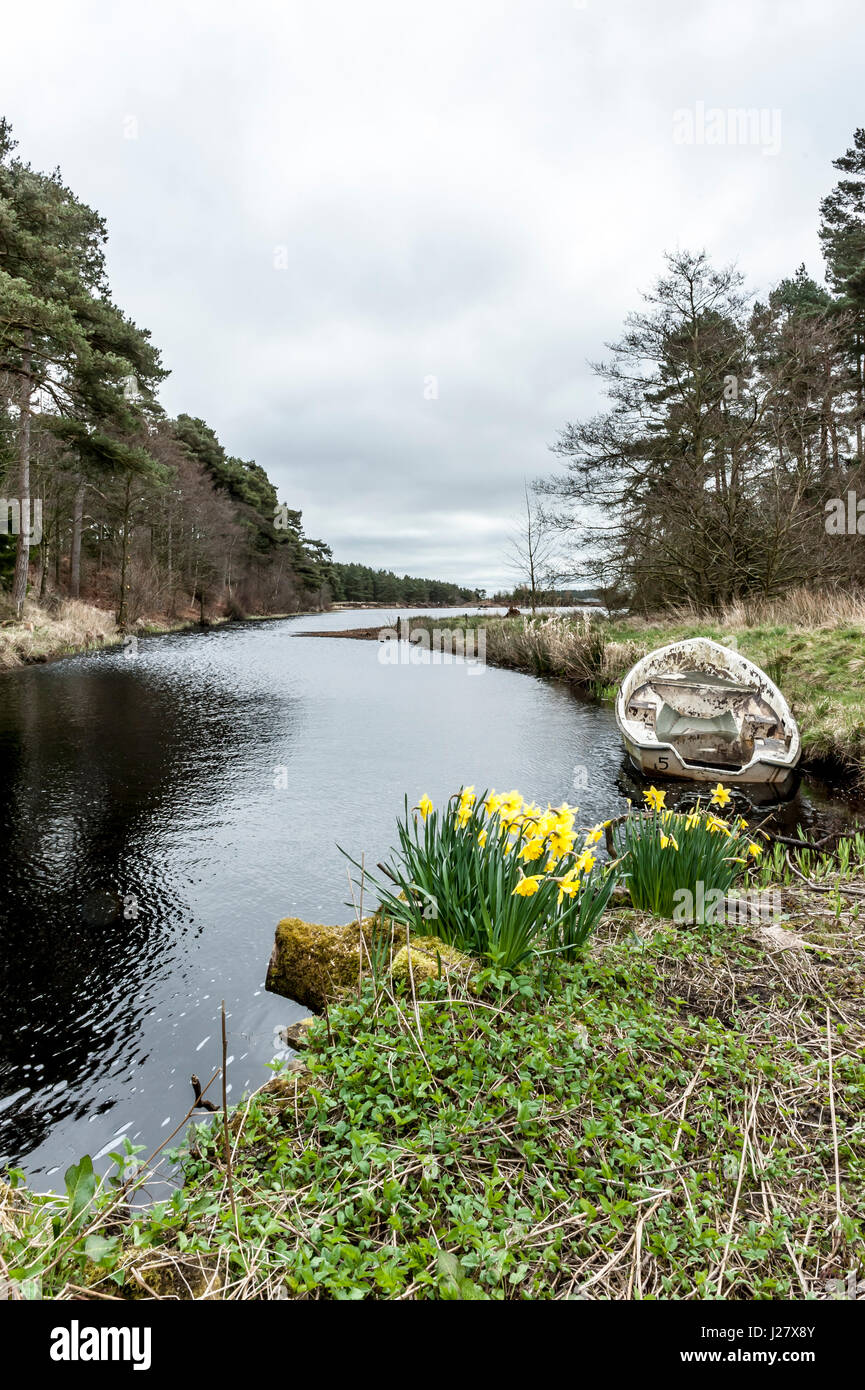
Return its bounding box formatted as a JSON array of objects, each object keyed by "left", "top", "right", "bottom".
[
  {"left": 616, "top": 638, "right": 801, "bottom": 787},
  {"left": 621, "top": 734, "right": 796, "bottom": 786}
]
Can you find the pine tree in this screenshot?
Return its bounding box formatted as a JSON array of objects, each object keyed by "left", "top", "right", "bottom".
[{"left": 819, "top": 128, "right": 865, "bottom": 460}]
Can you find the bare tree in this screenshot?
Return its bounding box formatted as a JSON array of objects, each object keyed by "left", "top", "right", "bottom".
[{"left": 506, "top": 485, "right": 559, "bottom": 614}]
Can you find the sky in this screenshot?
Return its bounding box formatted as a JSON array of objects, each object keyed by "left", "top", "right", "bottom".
[{"left": 0, "top": 0, "right": 863, "bottom": 593}]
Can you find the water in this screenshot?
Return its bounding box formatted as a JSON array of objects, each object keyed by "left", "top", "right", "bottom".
[{"left": 0, "top": 607, "right": 861, "bottom": 1185}]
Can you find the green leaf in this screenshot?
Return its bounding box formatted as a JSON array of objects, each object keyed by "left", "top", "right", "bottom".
[
  {"left": 84, "top": 1234, "right": 119, "bottom": 1266},
  {"left": 64, "top": 1154, "right": 96, "bottom": 1225}
]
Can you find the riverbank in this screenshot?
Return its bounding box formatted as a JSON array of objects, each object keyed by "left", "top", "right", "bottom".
[
  {"left": 376, "top": 593, "right": 865, "bottom": 788},
  {"left": 0, "top": 598, "right": 315, "bottom": 671},
  {"left": 3, "top": 884, "right": 862, "bottom": 1300}
]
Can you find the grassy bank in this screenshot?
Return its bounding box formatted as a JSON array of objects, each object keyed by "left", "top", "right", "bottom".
[
  {"left": 0, "top": 599, "right": 315, "bottom": 671},
  {"left": 404, "top": 590, "right": 865, "bottom": 786},
  {"left": 0, "top": 598, "right": 120, "bottom": 669},
  {"left": 2, "top": 886, "right": 863, "bottom": 1300}
]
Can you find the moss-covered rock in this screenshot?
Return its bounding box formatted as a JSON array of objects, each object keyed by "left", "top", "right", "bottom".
[
  {"left": 265, "top": 914, "right": 406, "bottom": 1012},
  {"left": 389, "top": 936, "right": 474, "bottom": 987}
]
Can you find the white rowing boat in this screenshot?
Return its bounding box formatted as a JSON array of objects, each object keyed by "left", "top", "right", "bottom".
[{"left": 615, "top": 639, "right": 801, "bottom": 784}]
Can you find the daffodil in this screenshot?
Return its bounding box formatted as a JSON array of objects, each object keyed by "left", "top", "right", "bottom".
[
  {"left": 660, "top": 833, "right": 679, "bottom": 851},
  {"left": 519, "top": 837, "right": 546, "bottom": 862},
  {"left": 644, "top": 785, "right": 666, "bottom": 812},
  {"left": 684, "top": 810, "right": 701, "bottom": 831},
  {"left": 710, "top": 783, "right": 732, "bottom": 808},
  {"left": 548, "top": 831, "right": 575, "bottom": 859},
  {"left": 499, "top": 791, "right": 524, "bottom": 828},
  {"left": 417, "top": 794, "right": 433, "bottom": 821},
  {"left": 512, "top": 875, "right": 542, "bottom": 897},
  {"left": 477, "top": 829, "right": 488, "bottom": 848},
  {"left": 555, "top": 867, "right": 581, "bottom": 905},
  {"left": 574, "top": 849, "right": 596, "bottom": 875},
  {"left": 747, "top": 841, "right": 763, "bottom": 858},
  {"left": 706, "top": 814, "right": 731, "bottom": 837},
  {"left": 584, "top": 823, "right": 604, "bottom": 847}
]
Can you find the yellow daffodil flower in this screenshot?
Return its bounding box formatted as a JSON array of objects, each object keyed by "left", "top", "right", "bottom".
[
  {"left": 417, "top": 794, "right": 433, "bottom": 821},
  {"left": 555, "top": 868, "right": 581, "bottom": 905},
  {"left": 644, "top": 785, "right": 666, "bottom": 812},
  {"left": 747, "top": 841, "right": 763, "bottom": 857},
  {"left": 519, "top": 837, "right": 546, "bottom": 862},
  {"left": 512, "top": 875, "right": 542, "bottom": 896},
  {"left": 660, "top": 833, "right": 679, "bottom": 851},
  {"left": 584, "top": 824, "right": 604, "bottom": 846},
  {"left": 548, "top": 831, "right": 575, "bottom": 859},
  {"left": 710, "top": 783, "right": 732, "bottom": 808}
]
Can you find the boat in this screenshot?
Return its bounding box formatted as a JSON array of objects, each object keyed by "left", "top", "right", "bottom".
[{"left": 615, "top": 638, "right": 801, "bottom": 785}]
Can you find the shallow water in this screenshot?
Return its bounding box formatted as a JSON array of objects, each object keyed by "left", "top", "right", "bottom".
[{"left": 0, "top": 607, "right": 861, "bottom": 1184}]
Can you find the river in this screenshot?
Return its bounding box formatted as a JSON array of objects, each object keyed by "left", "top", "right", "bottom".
[{"left": 0, "top": 607, "right": 861, "bottom": 1184}]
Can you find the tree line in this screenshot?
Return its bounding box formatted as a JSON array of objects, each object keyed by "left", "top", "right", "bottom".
[
  {"left": 543, "top": 127, "right": 865, "bottom": 612},
  {"left": 0, "top": 120, "right": 476, "bottom": 624}
]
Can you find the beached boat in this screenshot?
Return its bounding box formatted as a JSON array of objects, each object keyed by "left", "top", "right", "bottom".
[{"left": 615, "top": 638, "right": 801, "bottom": 785}]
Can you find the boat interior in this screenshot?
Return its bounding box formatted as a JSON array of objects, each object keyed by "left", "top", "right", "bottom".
[{"left": 625, "top": 668, "right": 793, "bottom": 769}]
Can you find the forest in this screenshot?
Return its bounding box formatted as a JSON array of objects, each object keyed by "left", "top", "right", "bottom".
[
  {"left": 0, "top": 119, "right": 477, "bottom": 625},
  {"left": 544, "top": 128, "right": 865, "bottom": 612}
]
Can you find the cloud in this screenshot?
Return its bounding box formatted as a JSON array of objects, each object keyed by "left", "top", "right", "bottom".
[{"left": 1, "top": 0, "right": 862, "bottom": 590}]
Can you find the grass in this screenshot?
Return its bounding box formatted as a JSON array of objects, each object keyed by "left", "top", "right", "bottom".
[
  {"left": 405, "top": 592, "right": 865, "bottom": 784},
  {"left": 0, "top": 598, "right": 314, "bottom": 672},
  {"left": 0, "top": 598, "right": 117, "bottom": 668},
  {"left": 3, "top": 882, "right": 863, "bottom": 1301}
]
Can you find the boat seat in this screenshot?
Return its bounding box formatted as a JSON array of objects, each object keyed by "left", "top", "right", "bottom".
[{"left": 655, "top": 701, "right": 739, "bottom": 744}]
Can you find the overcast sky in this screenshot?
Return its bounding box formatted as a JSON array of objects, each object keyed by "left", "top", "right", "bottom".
[{"left": 1, "top": 0, "right": 863, "bottom": 592}]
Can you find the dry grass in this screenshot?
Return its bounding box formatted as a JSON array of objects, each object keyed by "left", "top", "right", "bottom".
[
  {"left": 4, "top": 878, "right": 863, "bottom": 1301},
  {"left": 0, "top": 598, "right": 116, "bottom": 669},
  {"left": 653, "top": 587, "right": 865, "bottom": 632}
]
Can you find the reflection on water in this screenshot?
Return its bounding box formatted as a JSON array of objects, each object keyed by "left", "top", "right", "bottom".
[{"left": 0, "top": 607, "right": 862, "bottom": 1184}]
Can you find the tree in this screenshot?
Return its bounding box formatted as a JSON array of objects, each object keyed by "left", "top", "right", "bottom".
[
  {"left": 819, "top": 128, "right": 865, "bottom": 461},
  {"left": 507, "top": 484, "right": 558, "bottom": 614},
  {"left": 0, "top": 119, "right": 165, "bottom": 608}
]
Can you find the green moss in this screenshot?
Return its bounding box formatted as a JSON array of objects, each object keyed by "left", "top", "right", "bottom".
[
  {"left": 265, "top": 914, "right": 407, "bottom": 1011},
  {"left": 389, "top": 936, "right": 474, "bottom": 986}
]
